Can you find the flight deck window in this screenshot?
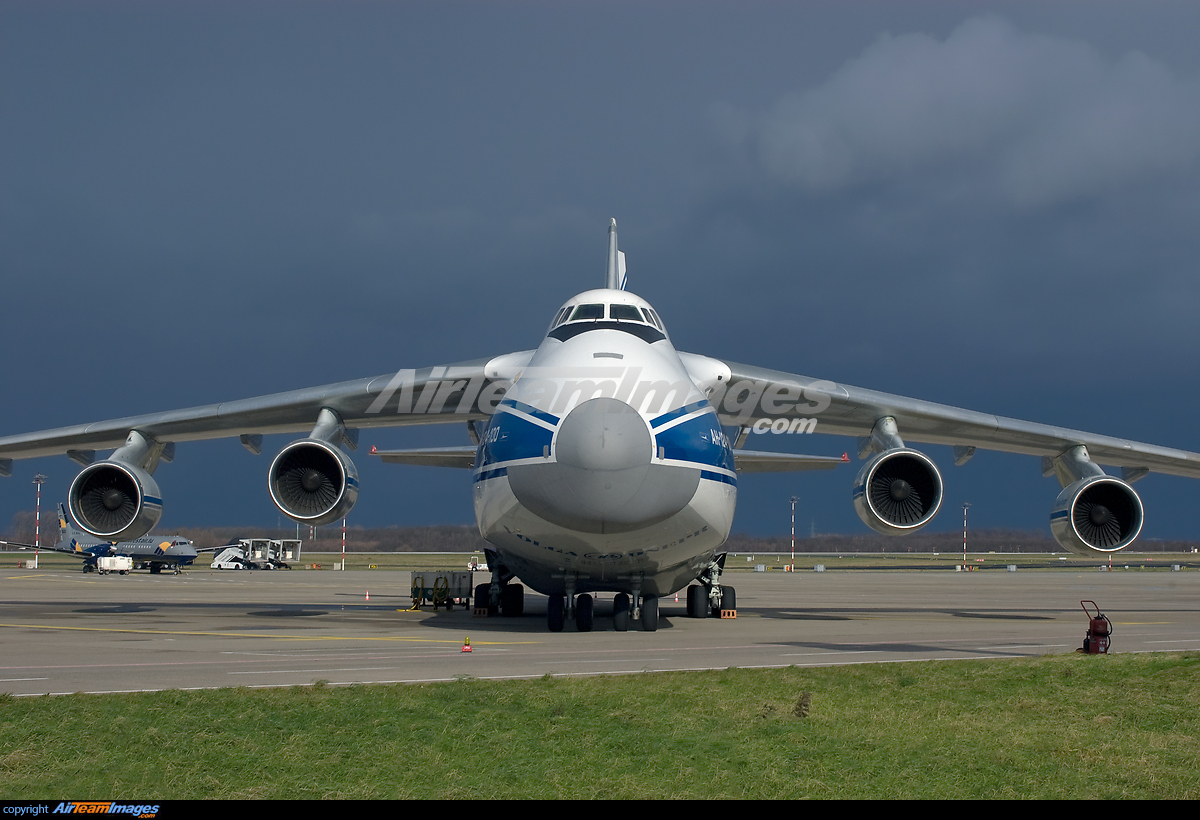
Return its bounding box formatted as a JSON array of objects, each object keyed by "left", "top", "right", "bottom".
[
  {"left": 570, "top": 304, "right": 605, "bottom": 321},
  {"left": 609, "top": 304, "right": 643, "bottom": 322},
  {"left": 551, "top": 307, "right": 571, "bottom": 327}
]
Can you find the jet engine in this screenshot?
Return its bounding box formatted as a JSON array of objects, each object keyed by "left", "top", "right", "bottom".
[
  {"left": 268, "top": 438, "right": 359, "bottom": 525},
  {"left": 68, "top": 461, "right": 162, "bottom": 541},
  {"left": 1050, "top": 475, "right": 1143, "bottom": 555},
  {"left": 853, "top": 448, "right": 943, "bottom": 535}
]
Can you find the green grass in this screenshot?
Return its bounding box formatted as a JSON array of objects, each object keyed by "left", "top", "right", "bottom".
[{"left": 3, "top": 653, "right": 1198, "bottom": 799}]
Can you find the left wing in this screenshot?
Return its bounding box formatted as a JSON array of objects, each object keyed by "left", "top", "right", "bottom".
[
  {"left": 0, "top": 355, "right": 530, "bottom": 461},
  {"left": 0, "top": 539, "right": 104, "bottom": 558},
  {"left": 0, "top": 353, "right": 531, "bottom": 541},
  {"left": 370, "top": 445, "right": 477, "bottom": 468}
]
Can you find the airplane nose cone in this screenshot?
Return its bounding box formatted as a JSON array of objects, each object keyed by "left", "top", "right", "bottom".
[
  {"left": 507, "top": 397, "right": 699, "bottom": 534},
  {"left": 555, "top": 397, "right": 650, "bottom": 472}
]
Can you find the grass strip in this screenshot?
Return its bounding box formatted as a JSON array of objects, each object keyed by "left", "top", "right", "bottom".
[{"left": 3, "top": 652, "right": 1198, "bottom": 799}]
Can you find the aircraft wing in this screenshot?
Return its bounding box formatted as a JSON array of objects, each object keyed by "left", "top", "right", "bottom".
[
  {"left": 0, "top": 354, "right": 532, "bottom": 464},
  {"left": 733, "top": 450, "right": 850, "bottom": 473},
  {"left": 711, "top": 359, "right": 1200, "bottom": 479},
  {"left": 370, "top": 446, "right": 477, "bottom": 468},
  {"left": 0, "top": 539, "right": 99, "bottom": 558}
]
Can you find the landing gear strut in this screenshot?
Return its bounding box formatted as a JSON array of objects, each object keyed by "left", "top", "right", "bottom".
[{"left": 687, "top": 554, "right": 736, "bottom": 619}]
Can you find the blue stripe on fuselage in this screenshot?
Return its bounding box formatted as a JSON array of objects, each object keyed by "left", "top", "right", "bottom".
[
  {"left": 477, "top": 409, "right": 554, "bottom": 469},
  {"left": 649, "top": 399, "right": 710, "bottom": 430},
  {"left": 654, "top": 410, "right": 736, "bottom": 475},
  {"left": 499, "top": 399, "right": 560, "bottom": 427}
]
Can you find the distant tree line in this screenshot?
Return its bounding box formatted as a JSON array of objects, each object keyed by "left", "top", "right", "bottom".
[{"left": 5, "top": 510, "right": 1196, "bottom": 553}]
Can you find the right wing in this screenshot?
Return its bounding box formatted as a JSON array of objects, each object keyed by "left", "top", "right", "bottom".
[{"left": 704, "top": 358, "right": 1200, "bottom": 479}]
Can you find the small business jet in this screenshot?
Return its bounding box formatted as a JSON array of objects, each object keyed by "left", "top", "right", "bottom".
[{"left": 3, "top": 221, "right": 1199, "bottom": 630}]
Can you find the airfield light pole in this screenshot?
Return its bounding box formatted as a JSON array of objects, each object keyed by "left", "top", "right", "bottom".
[
  {"left": 32, "top": 474, "right": 47, "bottom": 570},
  {"left": 790, "top": 495, "right": 800, "bottom": 569},
  {"left": 342, "top": 517, "right": 347, "bottom": 571},
  {"left": 962, "top": 502, "right": 971, "bottom": 568}
]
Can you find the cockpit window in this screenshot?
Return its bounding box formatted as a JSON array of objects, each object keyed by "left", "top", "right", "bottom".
[
  {"left": 648, "top": 309, "right": 665, "bottom": 330},
  {"left": 570, "top": 303, "right": 605, "bottom": 321},
  {"left": 609, "top": 304, "right": 643, "bottom": 322},
  {"left": 551, "top": 306, "right": 571, "bottom": 327}
]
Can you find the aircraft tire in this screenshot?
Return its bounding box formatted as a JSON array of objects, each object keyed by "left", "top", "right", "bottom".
[
  {"left": 641, "top": 596, "right": 659, "bottom": 632},
  {"left": 501, "top": 584, "right": 525, "bottom": 617},
  {"left": 687, "top": 584, "right": 708, "bottom": 618},
  {"left": 547, "top": 595, "right": 565, "bottom": 632},
  {"left": 716, "top": 586, "right": 736, "bottom": 615},
  {"left": 612, "top": 593, "right": 630, "bottom": 632},
  {"left": 576, "top": 594, "right": 594, "bottom": 632}
]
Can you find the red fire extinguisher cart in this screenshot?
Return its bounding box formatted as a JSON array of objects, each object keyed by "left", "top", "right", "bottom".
[{"left": 1079, "top": 600, "right": 1112, "bottom": 654}]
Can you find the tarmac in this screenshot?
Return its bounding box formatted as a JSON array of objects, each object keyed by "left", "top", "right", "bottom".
[{"left": 2, "top": 564, "right": 1198, "bottom": 696}]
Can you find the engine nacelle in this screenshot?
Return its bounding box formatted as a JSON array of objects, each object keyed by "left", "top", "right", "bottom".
[
  {"left": 853, "top": 448, "right": 943, "bottom": 535},
  {"left": 68, "top": 461, "right": 163, "bottom": 541},
  {"left": 1050, "top": 476, "right": 1143, "bottom": 555},
  {"left": 268, "top": 439, "right": 359, "bottom": 525}
]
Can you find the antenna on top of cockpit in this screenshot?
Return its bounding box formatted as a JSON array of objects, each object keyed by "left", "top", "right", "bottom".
[{"left": 605, "top": 218, "right": 627, "bottom": 291}]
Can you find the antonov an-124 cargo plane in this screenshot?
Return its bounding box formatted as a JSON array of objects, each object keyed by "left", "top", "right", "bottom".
[{"left": 4, "top": 221, "right": 1200, "bottom": 631}]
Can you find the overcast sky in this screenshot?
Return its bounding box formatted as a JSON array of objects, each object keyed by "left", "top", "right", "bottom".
[{"left": 3, "top": 1, "right": 1200, "bottom": 540}]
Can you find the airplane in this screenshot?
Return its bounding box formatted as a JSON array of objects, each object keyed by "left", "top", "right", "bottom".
[
  {"left": 3, "top": 219, "right": 1200, "bottom": 630},
  {"left": 0, "top": 504, "right": 201, "bottom": 574}
]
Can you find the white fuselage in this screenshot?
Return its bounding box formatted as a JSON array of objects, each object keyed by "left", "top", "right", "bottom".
[{"left": 471, "top": 289, "right": 737, "bottom": 598}]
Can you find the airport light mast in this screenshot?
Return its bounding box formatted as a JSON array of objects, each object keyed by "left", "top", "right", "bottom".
[
  {"left": 790, "top": 495, "right": 800, "bottom": 570},
  {"left": 962, "top": 501, "right": 971, "bottom": 568},
  {"left": 32, "top": 473, "right": 46, "bottom": 570}
]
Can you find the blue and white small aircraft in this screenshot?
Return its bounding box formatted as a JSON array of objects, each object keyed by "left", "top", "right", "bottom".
[
  {"left": 0, "top": 504, "right": 200, "bottom": 574},
  {"left": 3, "top": 221, "right": 1200, "bottom": 629}
]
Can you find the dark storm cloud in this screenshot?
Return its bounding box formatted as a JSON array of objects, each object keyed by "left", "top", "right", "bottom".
[
  {"left": 2, "top": 3, "right": 1199, "bottom": 540},
  {"left": 683, "top": 14, "right": 1200, "bottom": 392},
  {"left": 740, "top": 17, "right": 1200, "bottom": 207}
]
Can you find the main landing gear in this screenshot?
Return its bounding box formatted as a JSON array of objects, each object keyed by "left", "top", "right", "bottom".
[{"left": 542, "top": 592, "right": 660, "bottom": 632}]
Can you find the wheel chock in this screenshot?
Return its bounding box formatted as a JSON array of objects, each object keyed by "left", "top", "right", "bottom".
[{"left": 720, "top": 609, "right": 737, "bottom": 619}]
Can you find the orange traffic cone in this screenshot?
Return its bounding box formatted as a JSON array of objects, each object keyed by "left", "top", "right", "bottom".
[{"left": 365, "top": 590, "right": 370, "bottom": 601}]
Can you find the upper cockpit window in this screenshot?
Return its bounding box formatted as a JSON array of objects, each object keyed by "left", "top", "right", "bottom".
[
  {"left": 551, "top": 306, "right": 571, "bottom": 328},
  {"left": 641, "top": 308, "right": 666, "bottom": 331},
  {"left": 570, "top": 303, "right": 605, "bottom": 321},
  {"left": 609, "top": 304, "right": 643, "bottom": 322}
]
